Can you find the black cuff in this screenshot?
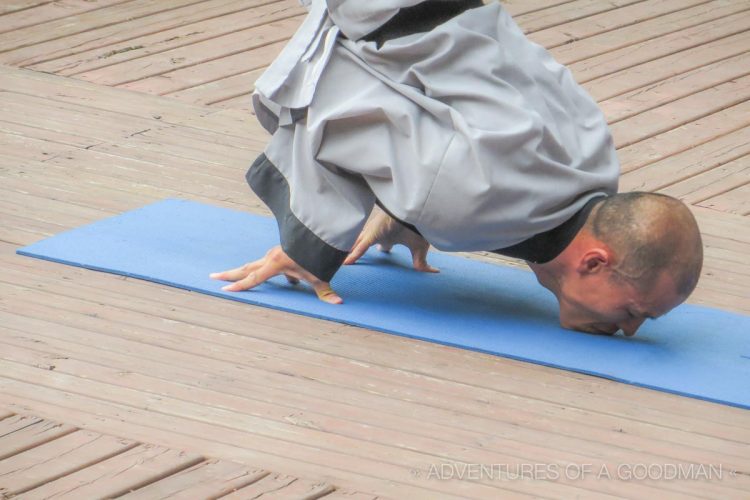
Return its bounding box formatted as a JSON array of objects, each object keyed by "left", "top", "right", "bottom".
[{"left": 246, "top": 154, "right": 348, "bottom": 282}]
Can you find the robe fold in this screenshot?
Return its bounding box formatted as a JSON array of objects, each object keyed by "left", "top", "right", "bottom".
[{"left": 248, "top": 0, "right": 620, "bottom": 281}]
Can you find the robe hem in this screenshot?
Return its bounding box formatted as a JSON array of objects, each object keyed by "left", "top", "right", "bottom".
[{"left": 246, "top": 153, "right": 347, "bottom": 282}]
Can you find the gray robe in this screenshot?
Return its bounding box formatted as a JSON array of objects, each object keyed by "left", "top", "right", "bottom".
[{"left": 248, "top": 0, "right": 620, "bottom": 281}]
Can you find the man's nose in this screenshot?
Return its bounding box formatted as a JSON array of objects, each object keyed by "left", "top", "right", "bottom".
[{"left": 620, "top": 317, "right": 646, "bottom": 337}]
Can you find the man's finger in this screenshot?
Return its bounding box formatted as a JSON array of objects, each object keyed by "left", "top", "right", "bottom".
[
  {"left": 222, "top": 263, "right": 279, "bottom": 292},
  {"left": 411, "top": 246, "right": 439, "bottom": 273},
  {"left": 209, "top": 259, "right": 263, "bottom": 281},
  {"left": 311, "top": 281, "right": 343, "bottom": 304},
  {"left": 344, "top": 240, "right": 372, "bottom": 265}
]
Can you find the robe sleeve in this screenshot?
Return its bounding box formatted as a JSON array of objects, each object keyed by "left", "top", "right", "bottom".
[{"left": 247, "top": 124, "right": 376, "bottom": 283}]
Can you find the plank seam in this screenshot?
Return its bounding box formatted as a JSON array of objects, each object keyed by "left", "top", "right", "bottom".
[
  {"left": 158, "top": 57, "right": 280, "bottom": 96},
  {"left": 509, "top": 0, "right": 578, "bottom": 18},
  {"left": 605, "top": 68, "right": 750, "bottom": 125},
  {"left": 564, "top": 5, "right": 750, "bottom": 66},
  {"left": 3, "top": 308, "right": 749, "bottom": 454},
  {"left": 0, "top": 422, "right": 78, "bottom": 461},
  {"left": 0, "top": 2, "right": 52, "bottom": 20},
  {"left": 617, "top": 98, "right": 750, "bottom": 150},
  {"left": 8, "top": 438, "right": 142, "bottom": 496},
  {"left": 0, "top": 385, "right": 742, "bottom": 499},
  {"left": 0, "top": 391, "right": 511, "bottom": 499},
  {"left": 4, "top": 249, "right": 749, "bottom": 420},
  {"left": 545, "top": 0, "right": 715, "bottom": 48},
  {"left": 4, "top": 333, "right": 744, "bottom": 468},
  {"left": 0, "top": 0, "right": 209, "bottom": 55},
  {"left": 577, "top": 14, "right": 750, "bottom": 84},
  {"left": 652, "top": 150, "right": 750, "bottom": 195},
  {"left": 65, "top": 12, "right": 304, "bottom": 81},
  {"left": 588, "top": 44, "right": 750, "bottom": 100},
  {"left": 105, "top": 455, "right": 207, "bottom": 499},
  {"left": 13, "top": 0, "right": 287, "bottom": 66},
  {"left": 522, "top": 0, "right": 650, "bottom": 35},
  {"left": 0, "top": 0, "right": 136, "bottom": 37}
]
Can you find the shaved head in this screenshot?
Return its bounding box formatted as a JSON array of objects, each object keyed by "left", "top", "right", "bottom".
[{"left": 588, "top": 192, "right": 703, "bottom": 297}]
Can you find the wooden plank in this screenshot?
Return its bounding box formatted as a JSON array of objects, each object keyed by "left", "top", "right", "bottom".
[
  {"left": 529, "top": 0, "right": 707, "bottom": 48},
  {"left": 0, "top": 0, "right": 265, "bottom": 67},
  {"left": 570, "top": 10, "right": 750, "bottom": 83},
  {"left": 514, "top": 0, "right": 644, "bottom": 34},
  {"left": 212, "top": 92, "right": 255, "bottom": 111},
  {"left": 0, "top": 430, "right": 136, "bottom": 496},
  {"left": 220, "top": 473, "right": 335, "bottom": 500},
  {"left": 30, "top": 2, "right": 303, "bottom": 78},
  {"left": 0, "top": 65, "right": 269, "bottom": 139},
  {"left": 0, "top": 118, "right": 260, "bottom": 182},
  {"left": 698, "top": 183, "right": 750, "bottom": 216},
  {"left": 0, "top": 414, "right": 42, "bottom": 438},
  {"left": 1, "top": 280, "right": 750, "bottom": 474},
  {"left": 0, "top": 1, "right": 51, "bottom": 16},
  {"left": 548, "top": 1, "right": 749, "bottom": 64},
  {"left": 619, "top": 126, "right": 750, "bottom": 193},
  {"left": 21, "top": 443, "right": 204, "bottom": 499},
  {"left": 119, "top": 459, "right": 269, "bottom": 499},
  {"left": 4, "top": 239, "right": 749, "bottom": 431},
  {"left": 319, "top": 491, "right": 380, "bottom": 500},
  {"left": 617, "top": 100, "right": 750, "bottom": 174},
  {"left": 583, "top": 30, "right": 750, "bottom": 101},
  {"left": 0, "top": 385, "right": 521, "bottom": 499},
  {"left": 1, "top": 330, "right": 748, "bottom": 494},
  {"left": 0, "top": 93, "right": 265, "bottom": 165},
  {"left": 0, "top": 91, "right": 171, "bottom": 144},
  {"left": 0, "top": 120, "right": 102, "bottom": 150},
  {"left": 691, "top": 205, "right": 750, "bottom": 245},
  {"left": 1, "top": 162, "right": 157, "bottom": 213},
  {"left": 0, "top": 340, "right": 669, "bottom": 499},
  {"left": 0, "top": 83, "right": 266, "bottom": 153},
  {"left": 5, "top": 243, "right": 750, "bottom": 432},
  {"left": 123, "top": 40, "right": 286, "bottom": 95},
  {"left": 166, "top": 67, "right": 264, "bottom": 105},
  {"left": 0, "top": 415, "right": 77, "bottom": 460},
  {"left": 609, "top": 73, "right": 750, "bottom": 148},
  {"left": 0, "top": 267, "right": 741, "bottom": 499},
  {"left": 600, "top": 51, "right": 750, "bottom": 123},
  {"left": 0, "top": 0, "right": 208, "bottom": 54},
  {"left": 659, "top": 154, "right": 750, "bottom": 205},
  {"left": 0, "top": 0, "right": 130, "bottom": 36},
  {"left": 0, "top": 286, "right": 745, "bottom": 468},
  {"left": 0, "top": 138, "right": 252, "bottom": 204},
  {"left": 0, "top": 334, "right": 734, "bottom": 500},
  {"left": 75, "top": 16, "right": 302, "bottom": 87},
  {"left": 500, "top": 0, "right": 574, "bottom": 18}
]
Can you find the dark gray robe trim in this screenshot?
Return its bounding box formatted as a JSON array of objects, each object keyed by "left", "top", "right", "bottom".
[
  {"left": 246, "top": 153, "right": 348, "bottom": 282},
  {"left": 492, "top": 196, "right": 607, "bottom": 264},
  {"left": 361, "top": 0, "right": 484, "bottom": 47}
]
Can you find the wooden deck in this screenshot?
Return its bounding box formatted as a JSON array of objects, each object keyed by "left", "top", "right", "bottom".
[
  {"left": 0, "top": 1, "right": 749, "bottom": 498},
  {"left": 0, "top": 412, "right": 360, "bottom": 498}
]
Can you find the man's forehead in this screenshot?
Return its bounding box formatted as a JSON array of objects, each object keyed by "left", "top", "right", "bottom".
[{"left": 632, "top": 273, "right": 684, "bottom": 318}]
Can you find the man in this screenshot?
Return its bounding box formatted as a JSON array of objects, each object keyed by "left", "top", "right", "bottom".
[{"left": 210, "top": 0, "right": 703, "bottom": 337}]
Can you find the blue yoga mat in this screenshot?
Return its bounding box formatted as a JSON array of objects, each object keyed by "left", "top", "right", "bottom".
[{"left": 17, "top": 199, "right": 750, "bottom": 409}]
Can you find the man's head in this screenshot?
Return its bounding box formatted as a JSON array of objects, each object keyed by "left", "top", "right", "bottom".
[{"left": 530, "top": 192, "right": 703, "bottom": 336}]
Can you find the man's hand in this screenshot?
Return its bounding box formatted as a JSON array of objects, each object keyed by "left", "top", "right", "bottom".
[
  {"left": 210, "top": 246, "right": 343, "bottom": 304},
  {"left": 344, "top": 207, "right": 438, "bottom": 273}
]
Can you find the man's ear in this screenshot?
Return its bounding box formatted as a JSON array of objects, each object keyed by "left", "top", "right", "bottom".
[{"left": 577, "top": 248, "right": 611, "bottom": 275}]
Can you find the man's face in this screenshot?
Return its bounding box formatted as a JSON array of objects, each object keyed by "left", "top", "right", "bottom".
[{"left": 555, "top": 270, "right": 684, "bottom": 337}]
